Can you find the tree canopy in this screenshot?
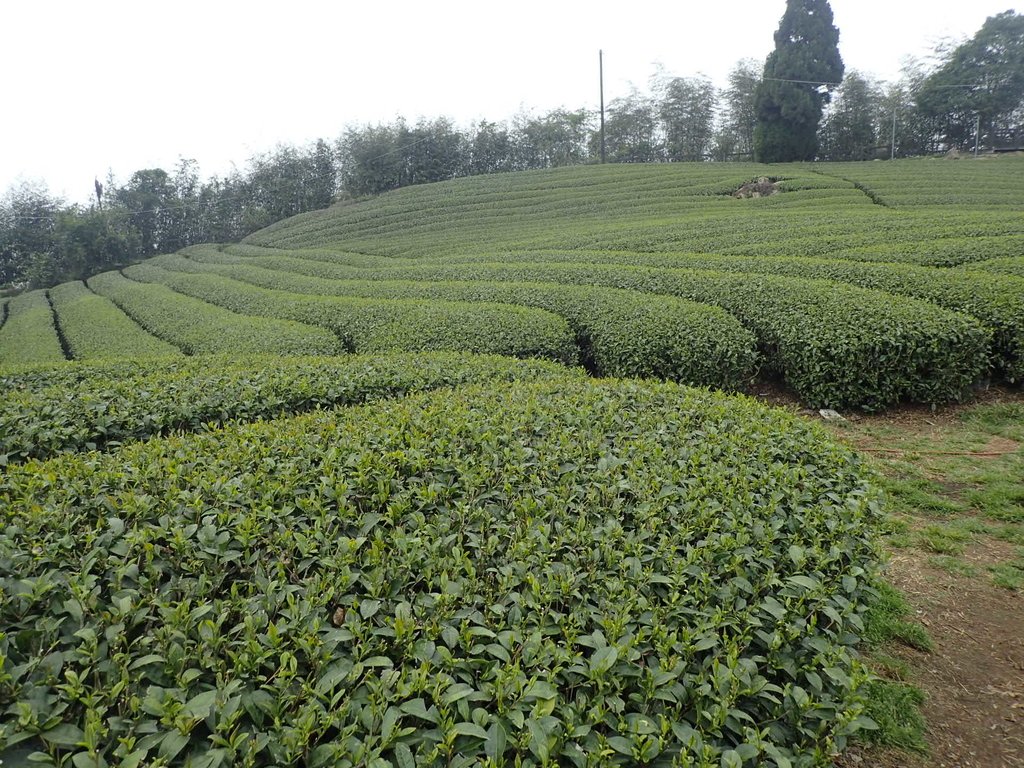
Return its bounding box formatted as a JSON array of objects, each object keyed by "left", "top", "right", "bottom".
[
  {"left": 917, "top": 10, "right": 1024, "bottom": 151},
  {"left": 754, "top": 0, "right": 844, "bottom": 162}
]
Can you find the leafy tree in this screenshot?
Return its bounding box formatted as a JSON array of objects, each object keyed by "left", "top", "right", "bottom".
[
  {"left": 713, "top": 60, "right": 761, "bottom": 161},
  {"left": 514, "top": 109, "right": 593, "bottom": 168},
  {"left": 754, "top": 0, "right": 844, "bottom": 162},
  {"left": 596, "top": 91, "right": 659, "bottom": 163},
  {"left": 818, "top": 71, "right": 883, "bottom": 160},
  {"left": 917, "top": 11, "right": 1024, "bottom": 151},
  {"left": 658, "top": 75, "right": 717, "bottom": 161},
  {"left": 0, "top": 181, "right": 62, "bottom": 286},
  {"left": 114, "top": 168, "right": 177, "bottom": 255},
  {"left": 468, "top": 120, "right": 518, "bottom": 175}
]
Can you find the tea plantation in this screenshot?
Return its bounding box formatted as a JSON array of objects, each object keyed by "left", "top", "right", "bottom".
[{"left": 1, "top": 157, "right": 1022, "bottom": 766}]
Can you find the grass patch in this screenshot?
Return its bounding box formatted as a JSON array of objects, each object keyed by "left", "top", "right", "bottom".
[
  {"left": 926, "top": 555, "right": 978, "bottom": 577},
  {"left": 856, "top": 581, "right": 932, "bottom": 755},
  {"left": 988, "top": 549, "right": 1024, "bottom": 591},
  {"left": 916, "top": 524, "right": 972, "bottom": 555},
  {"left": 863, "top": 580, "right": 933, "bottom": 653},
  {"left": 858, "top": 679, "right": 929, "bottom": 754}
]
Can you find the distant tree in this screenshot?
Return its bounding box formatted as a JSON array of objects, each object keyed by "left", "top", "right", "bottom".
[
  {"left": 818, "top": 71, "right": 883, "bottom": 160},
  {"left": 468, "top": 120, "right": 518, "bottom": 175},
  {"left": 0, "top": 181, "right": 62, "bottom": 286},
  {"left": 514, "top": 109, "right": 593, "bottom": 168},
  {"left": 713, "top": 60, "right": 761, "bottom": 161},
  {"left": 597, "top": 91, "right": 659, "bottom": 163},
  {"left": 657, "top": 75, "right": 718, "bottom": 161},
  {"left": 114, "top": 168, "right": 177, "bottom": 255},
  {"left": 400, "top": 117, "right": 468, "bottom": 186},
  {"left": 917, "top": 11, "right": 1024, "bottom": 151},
  {"left": 337, "top": 123, "right": 405, "bottom": 197},
  {"left": 754, "top": 0, "right": 845, "bottom": 162}
]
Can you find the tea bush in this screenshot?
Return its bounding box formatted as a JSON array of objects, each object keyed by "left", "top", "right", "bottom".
[
  {"left": 122, "top": 264, "right": 579, "bottom": 366},
  {"left": 48, "top": 281, "right": 182, "bottom": 361},
  {"left": 0, "top": 353, "right": 582, "bottom": 463},
  {"left": 87, "top": 271, "right": 344, "bottom": 357},
  {"left": 0, "top": 289, "right": 65, "bottom": 366},
  {"left": 274, "top": 259, "right": 989, "bottom": 411},
  {"left": 146, "top": 254, "right": 757, "bottom": 389},
  {"left": 0, "top": 377, "right": 879, "bottom": 767}
]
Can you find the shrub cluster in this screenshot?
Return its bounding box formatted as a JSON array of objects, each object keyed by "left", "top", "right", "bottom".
[
  {"left": 0, "top": 353, "right": 582, "bottom": 464},
  {"left": 86, "top": 272, "right": 343, "bottom": 357},
  {"left": 0, "top": 377, "right": 879, "bottom": 767},
  {"left": 477, "top": 251, "right": 1023, "bottom": 384},
  {"left": 148, "top": 254, "right": 757, "bottom": 390},
  {"left": 122, "top": 264, "right": 579, "bottom": 366},
  {"left": 306, "top": 260, "right": 989, "bottom": 411},
  {"left": 0, "top": 289, "right": 65, "bottom": 366},
  {"left": 48, "top": 281, "right": 182, "bottom": 361},
  {"left": 965, "top": 256, "right": 1024, "bottom": 279}
]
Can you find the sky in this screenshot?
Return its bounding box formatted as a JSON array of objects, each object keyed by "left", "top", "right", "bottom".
[{"left": 1, "top": 0, "right": 1018, "bottom": 203}]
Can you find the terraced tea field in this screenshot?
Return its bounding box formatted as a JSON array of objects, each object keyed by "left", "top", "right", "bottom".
[{"left": 1, "top": 157, "right": 1022, "bottom": 767}]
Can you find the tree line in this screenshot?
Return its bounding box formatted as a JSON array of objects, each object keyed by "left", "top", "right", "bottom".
[{"left": 2, "top": 8, "right": 1021, "bottom": 290}]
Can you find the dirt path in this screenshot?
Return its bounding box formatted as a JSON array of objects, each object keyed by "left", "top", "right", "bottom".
[
  {"left": 822, "top": 388, "right": 1024, "bottom": 768},
  {"left": 883, "top": 550, "right": 1024, "bottom": 767}
]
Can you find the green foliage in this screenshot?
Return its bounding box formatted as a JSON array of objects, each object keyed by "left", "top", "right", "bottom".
[
  {"left": 86, "top": 271, "right": 343, "bottom": 357},
  {"left": 754, "top": 0, "right": 845, "bottom": 162},
  {"left": 917, "top": 11, "right": 1024, "bottom": 151},
  {"left": 0, "top": 353, "right": 582, "bottom": 464},
  {"left": 48, "top": 280, "right": 182, "bottom": 361},
  {"left": 147, "top": 253, "right": 757, "bottom": 390},
  {"left": 966, "top": 256, "right": 1024, "bottom": 279},
  {"left": 484, "top": 249, "right": 1024, "bottom": 383},
  {"left": 122, "top": 263, "right": 579, "bottom": 365},
  {"left": 861, "top": 581, "right": 932, "bottom": 653},
  {"left": 0, "top": 375, "right": 881, "bottom": 766},
  {"left": 261, "top": 257, "right": 988, "bottom": 411},
  {"left": 0, "top": 289, "right": 65, "bottom": 366}
]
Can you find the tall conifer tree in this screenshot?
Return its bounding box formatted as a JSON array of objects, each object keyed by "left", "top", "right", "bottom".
[{"left": 754, "top": 0, "right": 844, "bottom": 162}]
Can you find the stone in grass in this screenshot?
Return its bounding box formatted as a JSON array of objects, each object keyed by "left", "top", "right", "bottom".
[{"left": 819, "top": 408, "right": 846, "bottom": 421}]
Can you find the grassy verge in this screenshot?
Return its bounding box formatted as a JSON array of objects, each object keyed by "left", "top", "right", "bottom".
[{"left": 825, "top": 391, "right": 1024, "bottom": 764}]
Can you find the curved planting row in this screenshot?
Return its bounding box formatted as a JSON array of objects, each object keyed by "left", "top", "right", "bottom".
[
  {"left": 171, "top": 251, "right": 989, "bottom": 410},
  {"left": 122, "top": 264, "right": 580, "bottom": 366},
  {"left": 146, "top": 254, "right": 757, "bottom": 389},
  {"left": 48, "top": 281, "right": 182, "bottom": 361},
  {"left": 0, "top": 353, "right": 582, "bottom": 464},
  {"left": 964, "top": 256, "right": 1024, "bottom": 279},
  {"left": 454, "top": 250, "right": 1024, "bottom": 384},
  {"left": 87, "top": 271, "right": 343, "bottom": 357},
  {"left": 0, "top": 289, "right": 65, "bottom": 366},
  {"left": 0, "top": 376, "right": 879, "bottom": 767}
]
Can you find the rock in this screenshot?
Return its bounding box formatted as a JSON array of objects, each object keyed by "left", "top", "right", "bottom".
[{"left": 818, "top": 408, "right": 846, "bottom": 421}]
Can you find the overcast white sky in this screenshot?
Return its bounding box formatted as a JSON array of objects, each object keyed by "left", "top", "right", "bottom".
[{"left": 1, "top": 1, "right": 1018, "bottom": 202}]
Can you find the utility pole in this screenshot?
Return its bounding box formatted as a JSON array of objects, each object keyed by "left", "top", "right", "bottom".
[
  {"left": 974, "top": 112, "right": 981, "bottom": 157},
  {"left": 891, "top": 108, "right": 897, "bottom": 160},
  {"left": 599, "top": 50, "right": 606, "bottom": 164}
]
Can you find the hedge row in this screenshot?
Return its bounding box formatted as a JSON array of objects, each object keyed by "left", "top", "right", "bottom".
[
  {"left": 122, "top": 264, "right": 579, "bottom": 366},
  {"left": 48, "top": 281, "right": 183, "bottom": 361},
  {"left": 177, "top": 253, "right": 988, "bottom": 410},
  {"left": 0, "top": 377, "right": 879, "bottom": 767},
  {"left": 457, "top": 251, "right": 1024, "bottom": 383},
  {"left": 965, "top": 256, "right": 1024, "bottom": 279},
  {"left": 0, "top": 353, "right": 583, "bottom": 464},
  {"left": 87, "top": 271, "right": 344, "bottom": 357},
  {"left": 0, "top": 289, "right": 65, "bottom": 366},
  {"left": 149, "top": 254, "right": 757, "bottom": 390}
]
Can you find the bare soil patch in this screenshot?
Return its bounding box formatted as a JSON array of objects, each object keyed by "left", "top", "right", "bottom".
[
  {"left": 883, "top": 553, "right": 1024, "bottom": 767},
  {"left": 818, "top": 387, "right": 1024, "bottom": 767}
]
